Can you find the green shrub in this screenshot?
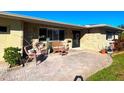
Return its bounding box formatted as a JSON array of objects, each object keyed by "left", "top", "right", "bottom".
[{"left": 3, "top": 47, "right": 21, "bottom": 67}]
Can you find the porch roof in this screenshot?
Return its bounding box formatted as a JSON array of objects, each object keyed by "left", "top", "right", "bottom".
[{"left": 0, "top": 12, "right": 85, "bottom": 29}]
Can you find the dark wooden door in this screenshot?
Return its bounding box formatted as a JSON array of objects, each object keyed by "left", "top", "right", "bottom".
[{"left": 72, "top": 31, "right": 80, "bottom": 48}]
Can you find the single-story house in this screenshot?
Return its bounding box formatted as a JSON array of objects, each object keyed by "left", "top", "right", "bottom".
[{"left": 0, "top": 12, "right": 123, "bottom": 61}]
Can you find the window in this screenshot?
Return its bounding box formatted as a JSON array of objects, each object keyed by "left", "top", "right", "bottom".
[
  {"left": 39, "top": 28, "right": 47, "bottom": 41},
  {"left": 47, "top": 29, "right": 52, "bottom": 40},
  {"left": 106, "top": 31, "right": 115, "bottom": 40},
  {"left": 52, "top": 30, "right": 59, "bottom": 40},
  {"left": 59, "top": 30, "right": 64, "bottom": 40},
  {"left": 0, "top": 26, "right": 7, "bottom": 32},
  {"left": 39, "top": 28, "right": 65, "bottom": 41}
]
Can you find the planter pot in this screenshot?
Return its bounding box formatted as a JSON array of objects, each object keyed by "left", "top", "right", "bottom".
[{"left": 101, "top": 49, "right": 106, "bottom": 54}]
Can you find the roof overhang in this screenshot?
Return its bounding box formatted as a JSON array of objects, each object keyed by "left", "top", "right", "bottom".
[
  {"left": 0, "top": 12, "right": 85, "bottom": 29},
  {"left": 84, "top": 24, "right": 124, "bottom": 32},
  {"left": 0, "top": 12, "right": 123, "bottom": 32}
]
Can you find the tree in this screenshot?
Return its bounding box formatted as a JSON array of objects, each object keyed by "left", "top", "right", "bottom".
[
  {"left": 118, "top": 24, "right": 124, "bottom": 40},
  {"left": 118, "top": 24, "right": 124, "bottom": 29}
]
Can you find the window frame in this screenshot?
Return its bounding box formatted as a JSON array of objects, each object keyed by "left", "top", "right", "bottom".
[
  {"left": 0, "top": 25, "right": 9, "bottom": 34},
  {"left": 39, "top": 27, "right": 65, "bottom": 42}
]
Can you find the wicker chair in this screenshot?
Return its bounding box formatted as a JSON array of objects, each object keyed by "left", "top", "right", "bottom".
[{"left": 24, "top": 45, "right": 36, "bottom": 63}]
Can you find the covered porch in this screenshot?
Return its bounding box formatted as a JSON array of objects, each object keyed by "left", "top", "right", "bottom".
[{"left": 23, "top": 22, "right": 86, "bottom": 51}]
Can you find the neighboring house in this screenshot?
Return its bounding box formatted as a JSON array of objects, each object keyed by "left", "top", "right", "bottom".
[{"left": 0, "top": 12, "right": 123, "bottom": 61}]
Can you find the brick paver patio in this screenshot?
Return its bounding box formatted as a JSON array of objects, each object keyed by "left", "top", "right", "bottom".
[{"left": 0, "top": 50, "right": 112, "bottom": 81}]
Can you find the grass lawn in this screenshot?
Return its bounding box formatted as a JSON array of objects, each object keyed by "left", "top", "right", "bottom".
[{"left": 87, "top": 53, "right": 124, "bottom": 81}]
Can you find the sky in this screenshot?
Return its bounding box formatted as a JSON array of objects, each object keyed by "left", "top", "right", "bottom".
[{"left": 8, "top": 11, "right": 124, "bottom": 27}]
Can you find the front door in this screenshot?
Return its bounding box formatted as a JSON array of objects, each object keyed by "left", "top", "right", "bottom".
[{"left": 72, "top": 31, "right": 80, "bottom": 48}]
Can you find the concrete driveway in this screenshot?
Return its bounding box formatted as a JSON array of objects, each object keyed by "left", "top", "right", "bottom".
[{"left": 0, "top": 50, "right": 112, "bottom": 81}]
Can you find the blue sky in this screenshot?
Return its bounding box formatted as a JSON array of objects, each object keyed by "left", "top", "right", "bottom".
[{"left": 9, "top": 11, "right": 124, "bottom": 26}]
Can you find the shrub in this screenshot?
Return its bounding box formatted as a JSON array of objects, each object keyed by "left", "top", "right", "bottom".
[{"left": 3, "top": 47, "right": 21, "bottom": 67}]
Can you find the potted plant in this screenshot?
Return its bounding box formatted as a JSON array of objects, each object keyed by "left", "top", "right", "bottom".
[{"left": 101, "top": 48, "right": 106, "bottom": 54}]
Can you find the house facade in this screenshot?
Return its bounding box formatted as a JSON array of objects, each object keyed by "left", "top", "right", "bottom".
[{"left": 0, "top": 12, "right": 123, "bottom": 61}]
